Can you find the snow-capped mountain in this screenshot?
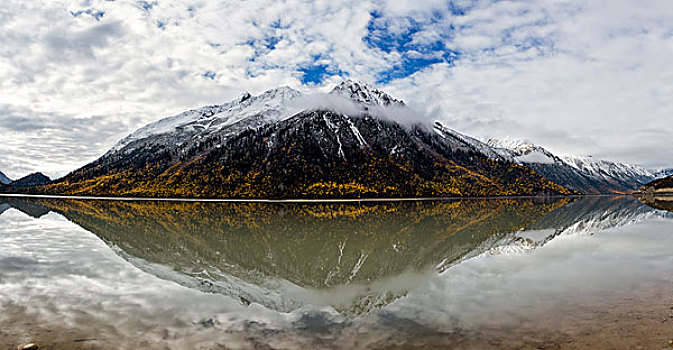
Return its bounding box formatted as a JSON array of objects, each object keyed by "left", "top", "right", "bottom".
[
  {"left": 109, "top": 80, "right": 407, "bottom": 158},
  {"left": 486, "top": 139, "right": 557, "bottom": 164},
  {"left": 652, "top": 167, "right": 673, "bottom": 179},
  {"left": 434, "top": 122, "right": 514, "bottom": 162},
  {"left": 562, "top": 155, "right": 653, "bottom": 184},
  {"left": 0, "top": 170, "right": 11, "bottom": 185},
  {"left": 488, "top": 139, "right": 654, "bottom": 194},
  {"left": 48, "top": 80, "right": 571, "bottom": 199},
  {"left": 109, "top": 86, "right": 303, "bottom": 155},
  {"left": 7, "top": 80, "right": 656, "bottom": 197}
]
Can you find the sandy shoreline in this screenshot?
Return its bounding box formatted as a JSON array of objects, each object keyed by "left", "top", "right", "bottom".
[{"left": 470, "top": 283, "right": 673, "bottom": 350}]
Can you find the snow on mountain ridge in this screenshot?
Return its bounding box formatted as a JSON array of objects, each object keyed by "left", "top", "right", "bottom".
[
  {"left": 561, "top": 155, "right": 653, "bottom": 181},
  {"left": 487, "top": 138, "right": 559, "bottom": 165},
  {"left": 109, "top": 80, "right": 412, "bottom": 157},
  {"left": 652, "top": 167, "right": 673, "bottom": 179},
  {"left": 487, "top": 138, "right": 654, "bottom": 192},
  {"left": 434, "top": 122, "right": 514, "bottom": 162},
  {"left": 488, "top": 138, "right": 652, "bottom": 179},
  {"left": 330, "top": 80, "right": 404, "bottom": 107},
  {"left": 486, "top": 138, "right": 536, "bottom": 151},
  {"left": 109, "top": 86, "right": 302, "bottom": 153}
]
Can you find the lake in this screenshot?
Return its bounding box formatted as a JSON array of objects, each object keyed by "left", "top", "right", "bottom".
[{"left": 0, "top": 196, "right": 671, "bottom": 349}]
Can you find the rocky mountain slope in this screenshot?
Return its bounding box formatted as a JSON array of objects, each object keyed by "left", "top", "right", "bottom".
[
  {"left": 487, "top": 139, "right": 654, "bottom": 194},
  {"left": 35, "top": 81, "right": 571, "bottom": 199}
]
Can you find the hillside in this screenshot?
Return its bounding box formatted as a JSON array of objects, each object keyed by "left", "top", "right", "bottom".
[{"left": 639, "top": 174, "right": 673, "bottom": 195}]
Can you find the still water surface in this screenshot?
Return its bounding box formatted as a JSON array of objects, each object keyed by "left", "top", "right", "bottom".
[{"left": 0, "top": 196, "right": 671, "bottom": 349}]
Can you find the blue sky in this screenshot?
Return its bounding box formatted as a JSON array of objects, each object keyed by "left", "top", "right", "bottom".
[{"left": 1, "top": 0, "right": 673, "bottom": 177}]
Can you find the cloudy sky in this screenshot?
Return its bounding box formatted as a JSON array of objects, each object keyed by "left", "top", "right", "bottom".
[{"left": 1, "top": 0, "right": 672, "bottom": 179}]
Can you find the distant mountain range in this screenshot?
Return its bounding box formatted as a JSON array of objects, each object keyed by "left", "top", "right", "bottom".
[
  {"left": 653, "top": 168, "right": 673, "bottom": 179},
  {"left": 0, "top": 171, "right": 11, "bottom": 185},
  {"left": 0, "top": 172, "right": 51, "bottom": 189},
  {"left": 487, "top": 139, "right": 654, "bottom": 194},
  {"left": 0, "top": 80, "right": 664, "bottom": 199}
]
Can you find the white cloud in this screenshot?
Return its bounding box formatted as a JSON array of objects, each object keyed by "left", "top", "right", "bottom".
[
  {"left": 0, "top": 0, "right": 671, "bottom": 178},
  {"left": 386, "top": 0, "right": 673, "bottom": 168}
]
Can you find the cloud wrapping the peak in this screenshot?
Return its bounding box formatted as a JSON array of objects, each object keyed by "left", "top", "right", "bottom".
[{"left": 0, "top": 0, "right": 672, "bottom": 178}]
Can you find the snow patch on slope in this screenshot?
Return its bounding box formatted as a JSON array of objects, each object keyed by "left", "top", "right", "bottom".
[
  {"left": 344, "top": 115, "right": 368, "bottom": 148},
  {"left": 652, "top": 168, "right": 673, "bottom": 179},
  {"left": 487, "top": 138, "right": 558, "bottom": 165},
  {"left": 515, "top": 152, "right": 556, "bottom": 164},
  {"left": 434, "top": 122, "right": 513, "bottom": 162},
  {"left": 322, "top": 114, "right": 347, "bottom": 160},
  {"left": 110, "top": 87, "right": 303, "bottom": 153},
  {"left": 562, "top": 155, "right": 653, "bottom": 181},
  {"left": 488, "top": 138, "right": 653, "bottom": 182},
  {"left": 486, "top": 138, "right": 534, "bottom": 151},
  {"left": 330, "top": 80, "right": 404, "bottom": 107}
]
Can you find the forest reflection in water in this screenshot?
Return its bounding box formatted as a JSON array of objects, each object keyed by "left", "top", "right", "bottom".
[
  {"left": 1, "top": 195, "right": 664, "bottom": 315},
  {"left": 1, "top": 195, "right": 672, "bottom": 349}
]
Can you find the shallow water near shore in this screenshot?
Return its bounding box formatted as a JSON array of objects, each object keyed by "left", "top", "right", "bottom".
[{"left": 0, "top": 196, "right": 672, "bottom": 349}]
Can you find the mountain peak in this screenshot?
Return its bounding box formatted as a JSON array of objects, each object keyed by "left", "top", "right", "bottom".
[
  {"left": 330, "top": 80, "right": 404, "bottom": 107},
  {"left": 257, "top": 86, "right": 301, "bottom": 100},
  {"left": 109, "top": 86, "right": 303, "bottom": 153},
  {"left": 652, "top": 167, "right": 673, "bottom": 179},
  {"left": 236, "top": 86, "right": 301, "bottom": 109},
  {"left": 487, "top": 138, "right": 559, "bottom": 165}
]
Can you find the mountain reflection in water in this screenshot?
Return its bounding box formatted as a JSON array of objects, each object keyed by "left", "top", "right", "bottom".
[{"left": 1, "top": 195, "right": 666, "bottom": 317}]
